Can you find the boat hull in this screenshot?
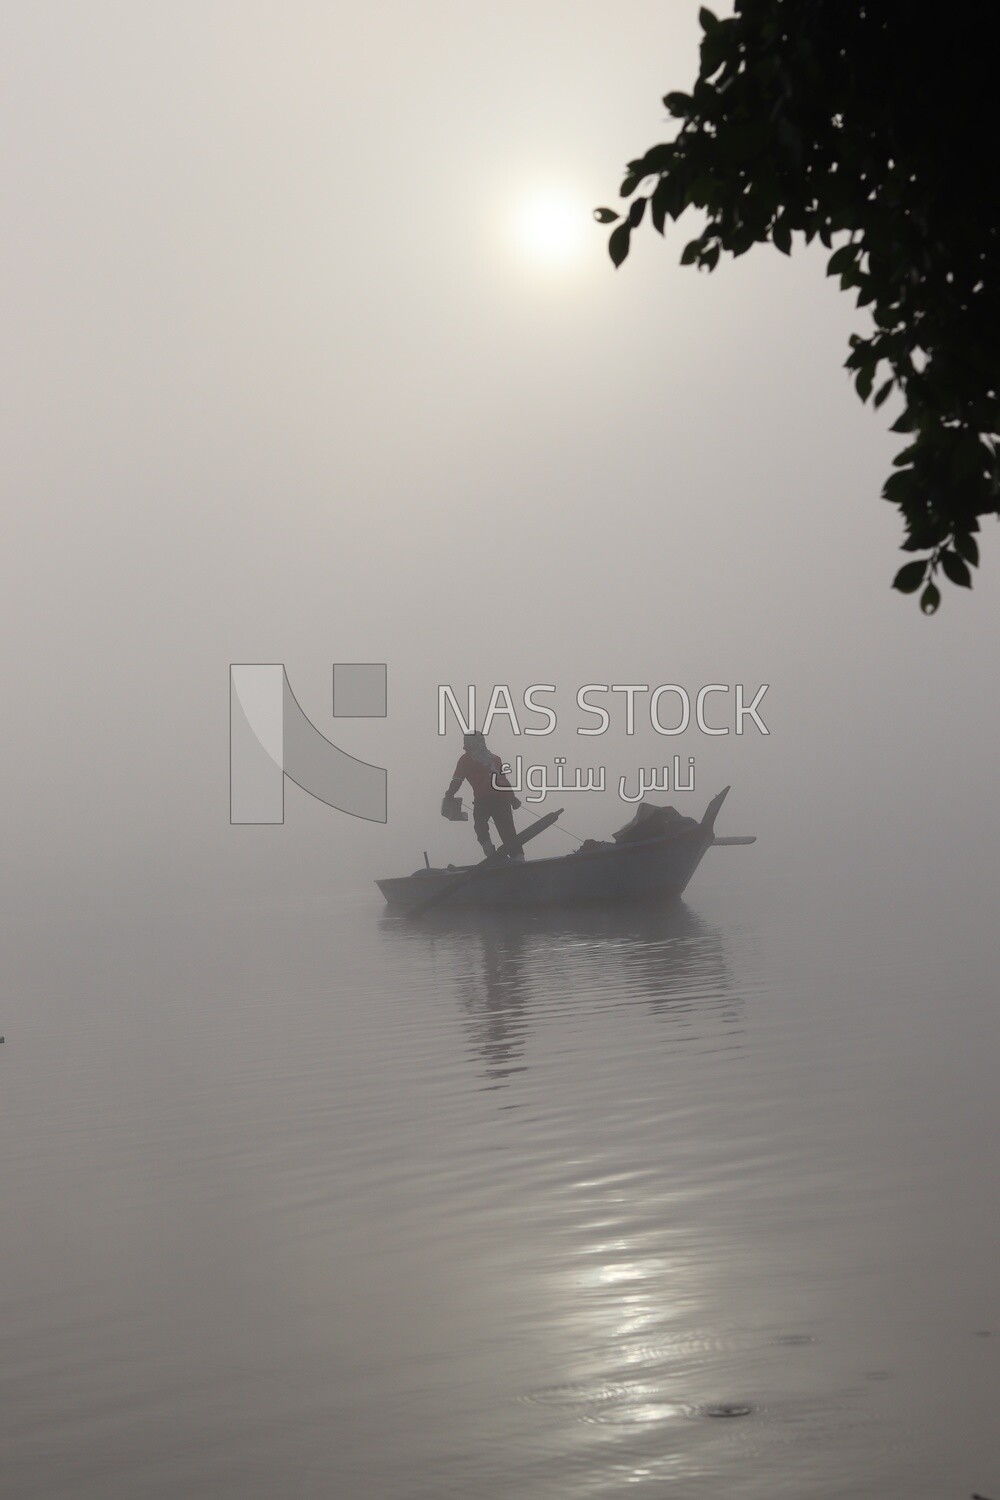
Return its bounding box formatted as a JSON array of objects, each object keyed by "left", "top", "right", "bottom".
[{"left": 376, "top": 826, "right": 714, "bottom": 911}]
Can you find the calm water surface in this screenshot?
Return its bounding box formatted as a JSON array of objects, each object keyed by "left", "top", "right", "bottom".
[{"left": 2, "top": 856, "right": 998, "bottom": 1499}]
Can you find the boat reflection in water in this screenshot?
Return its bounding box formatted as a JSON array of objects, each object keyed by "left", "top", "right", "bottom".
[{"left": 379, "top": 900, "right": 742, "bottom": 1089}]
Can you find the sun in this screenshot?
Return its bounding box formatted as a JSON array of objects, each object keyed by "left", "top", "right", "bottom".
[{"left": 513, "top": 190, "right": 587, "bottom": 266}]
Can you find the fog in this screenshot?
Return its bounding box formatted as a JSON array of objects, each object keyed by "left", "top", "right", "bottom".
[
  {"left": 4, "top": 0, "right": 998, "bottom": 909},
  {"left": 4, "top": 10, "right": 1000, "bottom": 1498}
]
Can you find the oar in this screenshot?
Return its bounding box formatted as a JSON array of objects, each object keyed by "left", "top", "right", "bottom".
[{"left": 406, "top": 808, "right": 564, "bottom": 919}]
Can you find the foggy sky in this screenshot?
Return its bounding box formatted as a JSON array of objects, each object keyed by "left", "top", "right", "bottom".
[{"left": 4, "top": 0, "right": 998, "bottom": 918}]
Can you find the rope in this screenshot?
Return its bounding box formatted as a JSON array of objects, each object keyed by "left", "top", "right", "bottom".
[{"left": 518, "top": 801, "right": 587, "bottom": 845}]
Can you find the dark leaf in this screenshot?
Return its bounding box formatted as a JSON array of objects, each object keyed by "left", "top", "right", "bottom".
[
  {"left": 827, "top": 244, "right": 858, "bottom": 277},
  {"left": 594, "top": 207, "right": 620, "bottom": 224},
  {"left": 632, "top": 143, "right": 675, "bottom": 175},
  {"left": 730, "top": 224, "right": 756, "bottom": 256},
  {"left": 873, "top": 377, "right": 894, "bottom": 408},
  {"left": 855, "top": 365, "right": 874, "bottom": 401},
  {"left": 893, "top": 559, "right": 927, "bottom": 593},
  {"left": 940, "top": 550, "right": 972, "bottom": 587},
  {"left": 609, "top": 223, "right": 632, "bottom": 268},
  {"left": 773, "top": 218, "right": 792, "bottom": 255},
  {"left": 903, "top": 517, "right": 948, "bottom": 550},
  {"left": 882, "top": 470, "right": 914, "bottom": 502},
  {"left": 889, "top": 408, "right": 917, "bottom": 432},
  {"left": 687, "top": 172, "right": 717, "bottom": 207},
  {"left": 663, "top": 91, "right": 693, "bottom": 118},
  {"left": 844, "top": 342, "right": 870, "bottom": 370},
  {"left": 954, "top": 533, "right": 980, "bottom": 566},
  {"left": 649, "top": 175, "right": 685, "bottom": 233},
  {"left": 700, "top": 29, "right": 728, "bottom": 76},
  {"left": 663, "top": 176, "right": 689, "bottom": 220},
  {"left": 627, "top": 197, "right": 646, "bottom": 228},
  {"left": 698, "top": 6, "right": 719, "bottom": 30},
  {"left": 920, "top": 582, "right": 941, "bottom": 614}
]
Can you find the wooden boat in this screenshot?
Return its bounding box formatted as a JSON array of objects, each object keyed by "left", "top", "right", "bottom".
[{"left": 375, "top": 787, "right": 754, "bottom": 914}]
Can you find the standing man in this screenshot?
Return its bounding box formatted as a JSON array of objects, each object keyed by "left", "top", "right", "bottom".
[{"left": 444, "top": 731, "right": 523, "bottom": 860}]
